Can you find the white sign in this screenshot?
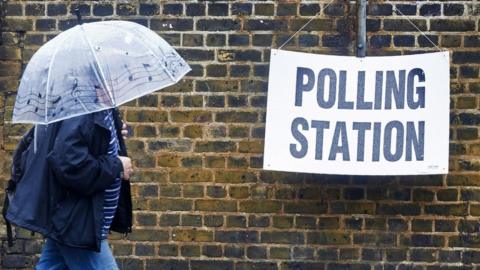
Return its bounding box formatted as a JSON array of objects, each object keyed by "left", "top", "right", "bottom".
[{"left": 264, "top": 49, "right": 450, "bottom": 175}]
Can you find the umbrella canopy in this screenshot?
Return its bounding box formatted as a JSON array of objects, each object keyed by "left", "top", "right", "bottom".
[{"left": 13, "top": 20, "right": 190, "bottom": 124}]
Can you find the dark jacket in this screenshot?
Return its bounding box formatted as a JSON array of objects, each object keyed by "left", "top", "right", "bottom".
[{"left": 6, "top": 109, "right": 132, "bottom": 252}]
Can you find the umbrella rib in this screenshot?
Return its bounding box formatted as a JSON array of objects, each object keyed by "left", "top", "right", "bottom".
[
  {"left": 80, "top": 24, "right": 116, "bottom": 107},
  {"left": 114, "top": 25, "right": 176, "bottom": 82},
  {"left": 45, "top": 29, "right": 74, "bottom": 123}
]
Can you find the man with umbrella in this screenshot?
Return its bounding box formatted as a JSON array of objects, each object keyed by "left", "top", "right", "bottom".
[
  {"left": 34, "top": 94, "right": 134, "bottom": 269},
  {"left": 4, "top": 17, "right": 190, "bottom": 269}
]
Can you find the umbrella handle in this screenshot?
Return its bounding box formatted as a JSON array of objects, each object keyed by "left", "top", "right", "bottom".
[{"left": 75, "top": 8, "right": 83, "bottom": 25}]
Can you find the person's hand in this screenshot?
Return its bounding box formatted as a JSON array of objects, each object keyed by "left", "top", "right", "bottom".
[
  {"left": 118, "top": 156, "right": 132, "bottom": 180},
  {"left": 121, "top": 122, "right": 128, "bottom": 140}
]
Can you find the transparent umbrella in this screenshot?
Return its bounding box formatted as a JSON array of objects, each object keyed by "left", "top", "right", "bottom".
[{"left": 12, "top": 20, "right": 190, "bottom": 124}]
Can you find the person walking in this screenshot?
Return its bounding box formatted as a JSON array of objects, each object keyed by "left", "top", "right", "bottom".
[
  {"left": 33, "top": 108, "right": 133, "bottom": 270},
  {"left": 5, "top": 16, "right": 190, "bottom": 270},
  {"left": 6, "top": 107, "right": 133, "bottom": 269}
]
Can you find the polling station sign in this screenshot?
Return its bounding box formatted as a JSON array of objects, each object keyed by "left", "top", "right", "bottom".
[{"left": 264, "top": 49, "right": 450, "bottom": 175}]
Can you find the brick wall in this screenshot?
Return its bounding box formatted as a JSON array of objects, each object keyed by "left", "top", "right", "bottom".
[{"left": 0, "top": 0, "right": 479, "bottom": 269}]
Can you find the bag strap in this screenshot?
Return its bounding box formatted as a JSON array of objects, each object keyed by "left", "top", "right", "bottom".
[{"left": 2, "top": 192, "right": 13, "bottom": 247}]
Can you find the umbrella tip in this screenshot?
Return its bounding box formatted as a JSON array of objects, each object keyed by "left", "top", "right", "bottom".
[{"left": 74, "top": 8, "right": 83, "bottom": 25}]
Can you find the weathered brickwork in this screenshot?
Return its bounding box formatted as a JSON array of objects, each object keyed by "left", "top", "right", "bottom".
[{"left": 0, "top": 0, "right": 479, "bottom": 269}]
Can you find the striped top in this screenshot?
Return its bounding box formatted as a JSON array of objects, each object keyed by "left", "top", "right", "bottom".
[{"left": 101, "top": 109, "right": 122, "bottom": 239}]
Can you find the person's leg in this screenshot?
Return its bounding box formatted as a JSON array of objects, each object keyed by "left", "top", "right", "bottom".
[
  {"left": 35, "top": 238, "right": 68, "bottom": 270},
  {"left": 58, "top": 240, "right": 119, "bottom": 270}
]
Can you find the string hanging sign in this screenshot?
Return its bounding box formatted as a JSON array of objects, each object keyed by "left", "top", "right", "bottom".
[{"left": 263, "top": 50, "right": 450, "bottom": 175}]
